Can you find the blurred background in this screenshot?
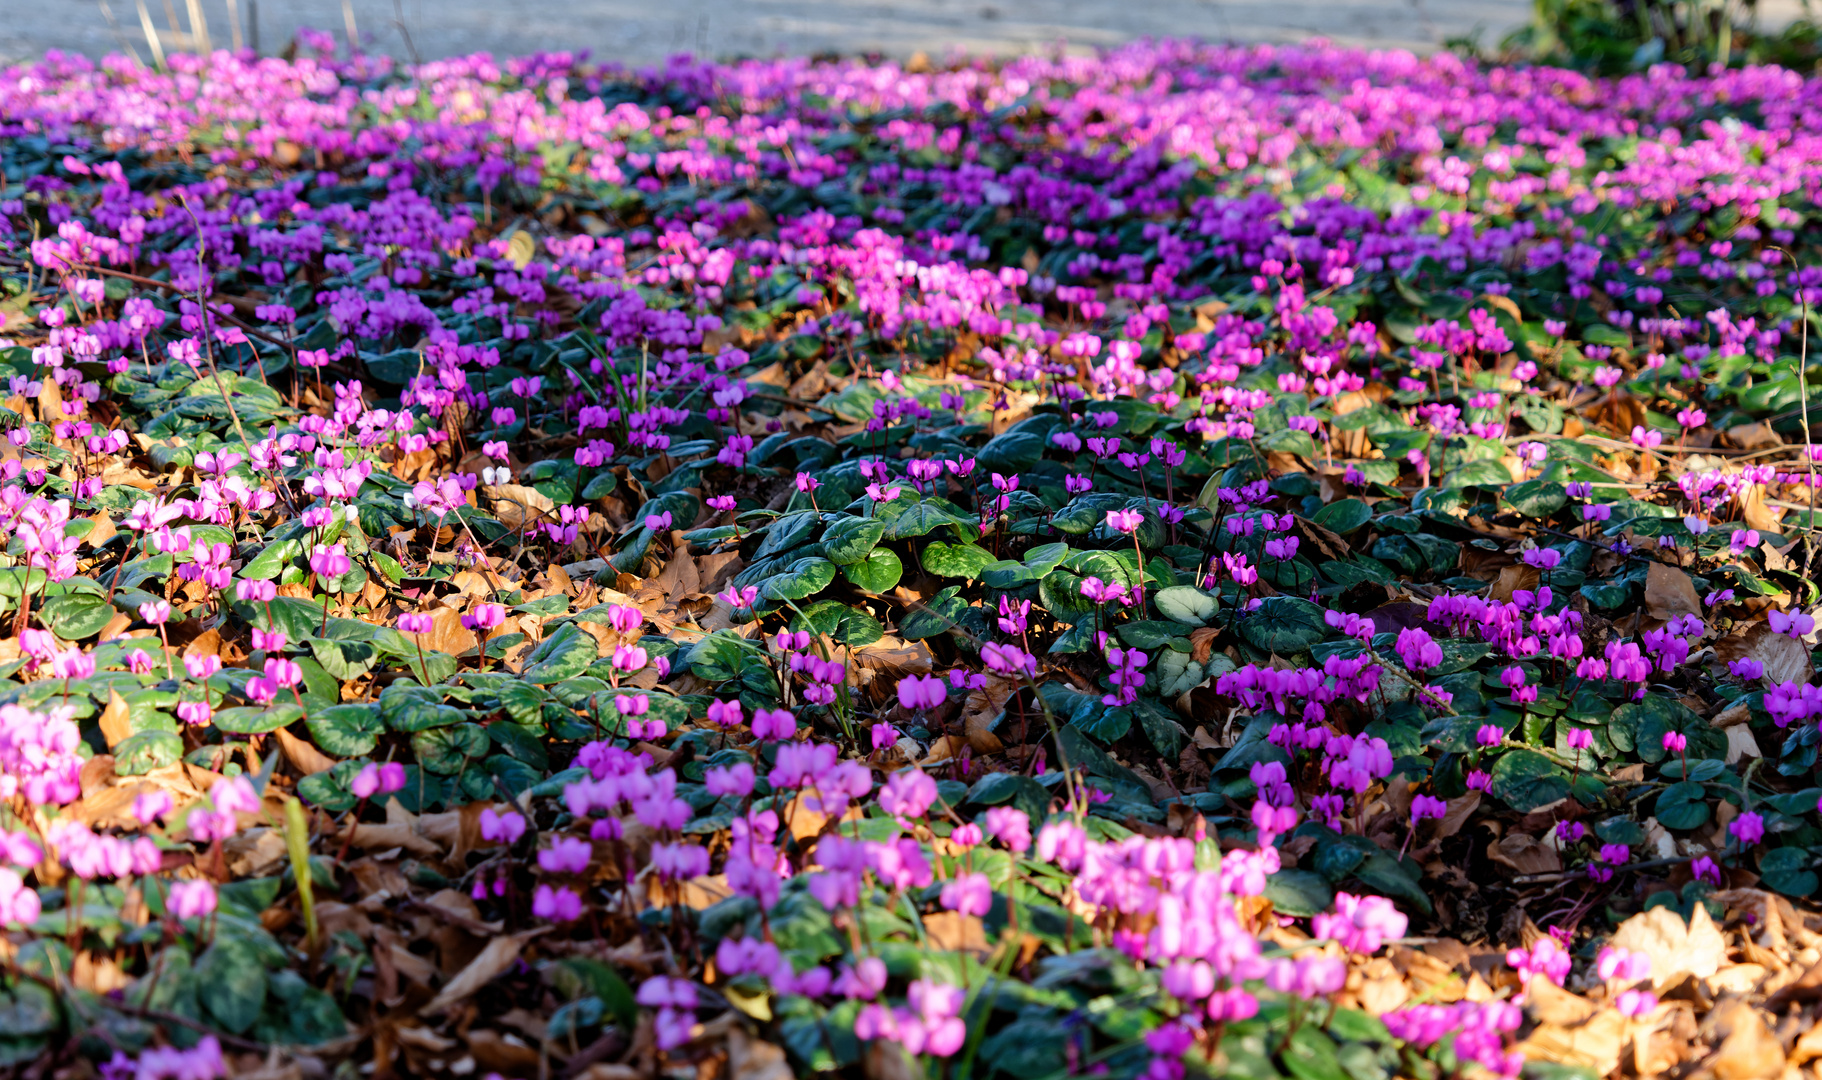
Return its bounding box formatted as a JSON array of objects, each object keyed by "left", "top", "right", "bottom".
[{"left": 2, "top": 0, "right": 1816, "bottom": 73}]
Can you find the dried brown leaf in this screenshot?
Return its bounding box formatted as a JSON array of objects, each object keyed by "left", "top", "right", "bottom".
[
  {"left": 420, "top": 930, "right": 545, "bottom": 1015},
  {"left": 1706, "top": 1002, "right": 1784, "bottom": 1080},
  {"left": 1488, "top": 832, "right": 1561, "bottom": 875},
  {"left": 1525, "top": 977, "right": 1599, "bottom": 1026},
  {"left": 1490, "top": 564, "right": 1540, "bottom": 604},
  {"left": 924, "top": 911, "right": 989, "bottom": 953},
  {"left": 274, "top": 727, "right": 336, "bottom": 776},
  {"left": 98, "top": 690, "right": 131, "bottom": 750},
  {"left": 1746, "top": 623, "right": 1809, "bottom": 686},
  {"left": 1645, "top": 562, "right": 1703, "bottom": 623},
  {"left": 960, "top": 674, "right": 1018, "bottom": 755},
  {"left": 728, "top": 1028, "right": 795, "bottom": 1080},
  {"left": 1609, "top": 904, "right": 1727, "bottom": 989},
  {"left": 1515, "top": 1009, "right": 1629, "bottom": 1076},
  {"left": 1435, "top": 791, "right": 1482, "bottom": 840}
]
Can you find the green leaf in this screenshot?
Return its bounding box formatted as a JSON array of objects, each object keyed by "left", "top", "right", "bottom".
[
  {"left": 0, "top": 981, "right": 59, "bottom": 1039},
  {"left": 1759, "top": 847, "right": 1819, "bottom": 899},
  {"left": 788, "top": 599, "right": 883, "bottom": 647},
  {"left": 363, "top": 347, "right": 422, "bottom": 385},
  {"left": 1612, "top": 696, "right": 1709, "bottom": 763},
  {"left": 821, "top": 516, "right": 887, "bottom": 565},
  {"left": 1263, "top": 869, "right": 1333, "bottom": 918},
  {"left": 752, "top": 510, "right": 822, "bottom": 561},
  {"left": 37, "top": 593, "right": 115, "bottom": 639},
  {"left": 1313, "top": 499, "right": 1372, "bottom": 534},
  {"left": 522, "top": 622, "right": 599, "bottom": 683},
  {"left": 1352, "top": 851, "right": 1432, "bottom": 914},
  {"left": 1282, "top": 1026, "right": 1347, "bottom": 1080},
  {"left": 980, "top": 1018, "right": 1068, "bottom": 1077},
  {"left": 1238, "top": 596, "right": 1328, "bottom": 654},
  {"left": 308, "top": 636, "right": 378, "bottom": 680},
  {"left": 878, "top": 498, "right": 967, "bottom": 541},
  {"left": 1116, "top": 620, "right": 1189, "bottom": 650},
  {"left": 1505, "top": 480, "right": 1567, "bottom": 518},
  {"left": 900, "top": 585, "right": 968, "bottom": 641},
  {"left": 412, "top": 723, "right": 489, "bottom": 775},
  {"left": 1153, "top": 585, "right": 1218, "bottom": 627},
  {"left": 214, "top": 703, "right": 306, "bottom": 735},
  {"left": 1153, "top": 649, "right": 1208, "bottom": 697},
  {"left": 113, "top": 730, "right": 182, "bottom": 776},
  {"left": 383, "top": 699, "right": 468, "bottom": 733},
  {"left": 841, "top": 548, "right": 902, "bottom": 593},
  {"left": 1133, "top": 698, "right": 1185, "bottom": 757},
  {"left": 305, "top": 704, "right": 384, "bottom": 757},
  {"left": 1489, "top": 749, "right": 1571, "bottom": 812},
  {"left": 763, "top": 557, "right": 837, "bottom": 601},
  {"left": 976, "top": 430, "right": 1047, "bottom": 474},
  {"left": 580, "top": 471, "right": 619, "bottom": 499},
  {"left": 921, "top": 541, "right": 996, "bottom": 579},
  {"left": 1654, "top": 781, "right": 1711, "bottom": 830},
  {"left": 964, "top": 772, "right": 1052, "bottom": 824},
  {"left": 196, "top": 936, "right": 267, "bottom": 1034},
  {"left": 241, "top": 538, "right": 304, "bottom": 580},
  {"left": 1439, "top": 458, "right": 1513, "bottom": 489}
]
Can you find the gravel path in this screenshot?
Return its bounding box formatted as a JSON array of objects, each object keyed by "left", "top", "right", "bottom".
[
  {"left": 9, "top": 0, "right": 1528, "bottom": 70},
  {"left": 4, "top": 0, "right": 1810, "bottom": 72}
]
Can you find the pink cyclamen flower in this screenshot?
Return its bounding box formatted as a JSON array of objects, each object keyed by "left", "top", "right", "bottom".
[
  {"left": 133, "top": 789, "right": 173, "bottom": 825},
  {"left": 168, "top": 879, "right": 218, "bottom": 920},
  {"left": 940, "top": 872, "right": 992, "bottom": 917},
  {"left": 532, "top": 884, "right": 583, "bottom": 921},
  {"left": 897, "top": 674, "right": 945, "bottom": 711},
  {"left": 480, "top": 807, "right": 527, "bottom": 844},
  {"left": 1104, "top": 508, "right": 1144, "bottom": 533},
  {"left": 751, "top": 707, "right": 797, "bottom": 741},
  {"left": 0, "top": 869, "right": 41, "bottom": 926},
  {"left": 538, "top": 836, "right": 593, "bottom": 874},
  {"left": 464, "top": 603, "right": 507, "bottom": 631},
  {"left": 1769, "top": 609, "right": 1815, "bottom": 640}
]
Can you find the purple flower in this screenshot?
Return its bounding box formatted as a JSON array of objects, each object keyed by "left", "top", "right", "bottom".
[
  {"left": 897, "top": 674, "right": 946, "bottom": 711},
  {"left": 168, "top": 879, "right": 217, "bottom": 920},
  {"left": 1105, "top": 508, "right": 1144, "bottom": 533},
  {"left": 940, "top": 872, "right": 992, "bottom": 917},
  {"left": 878, "top": 770, "right": 937, "bottom": 820},
  {"left": 532, "top": 884, "right": 583, "bottom": 921},
  {"left": 480, "top": 807, "right": 527, "bottom": 844}
]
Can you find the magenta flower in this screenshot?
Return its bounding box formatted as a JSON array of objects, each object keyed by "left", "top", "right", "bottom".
[
  {"left": 939, "top": 872, "right": 992, "bottom": 917},
  {"left": 532, "top": 884, "right": 583, "bottom": 921},
  {"left": 897, "top": 674, "right": 946, "bottom": 711},
  {"left": 464, "top": 602, "right": 507, "bottom": 631},
  {"left": 479, "top": 807, "right": 527, "bottom": 845},
  {"left": 1104, "top": 508, "right": 1144, "bottom": 533},
  {"left": 168, "top": 879, "right": 217, "bottom": 920},
  {"left": 0, "top": 870, "right": 41, "bottom": 928}
]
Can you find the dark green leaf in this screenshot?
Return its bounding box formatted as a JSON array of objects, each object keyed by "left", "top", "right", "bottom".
[
  {"left": 1262, "top": 869, "right": 1333, "bottom": 918},
  {"left": 522, "top": 622, "right": 599, "bottom": 683},
  {"left": 1238, "top": 596, "right": 1327, "bottom": 654},
  {"left": 841, "top": 548, "right": 902, "bottom": 593},
  {"left": 921, "top": 541, "right": 996, "bottom": 579},
  {"left": 1489, "top": 749, "right": 1571, "bottom": 812}
]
